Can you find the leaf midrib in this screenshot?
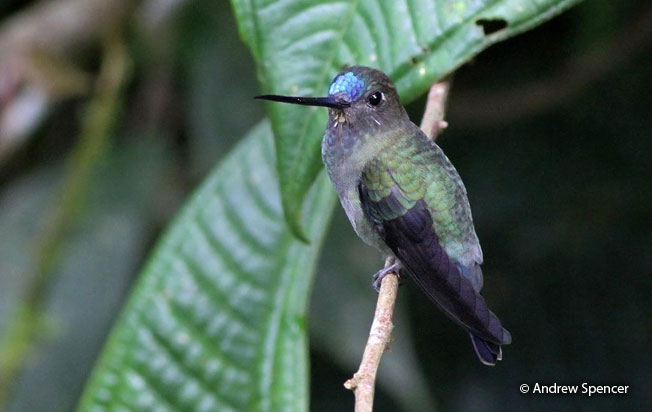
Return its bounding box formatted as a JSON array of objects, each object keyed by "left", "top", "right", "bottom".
[
  {"left": 282, "top": 0, "right": 361, "bottom": 184},
  {"left": 259, "top": 235, "right": 294, "bottom": 410}
]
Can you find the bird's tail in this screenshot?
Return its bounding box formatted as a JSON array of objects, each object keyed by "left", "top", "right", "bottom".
[{"left": 470, "top": 334, "right": 503, "bottom": 366}]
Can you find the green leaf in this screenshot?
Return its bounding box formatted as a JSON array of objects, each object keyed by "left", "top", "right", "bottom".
[
  {"left": 77, "top": 121, "right": 335, "bottom": 412},
  {"left": 232, "top": 0, "right": 582, "bottom": 239}
]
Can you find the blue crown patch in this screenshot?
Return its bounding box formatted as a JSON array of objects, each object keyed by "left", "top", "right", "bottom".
[{"left": 328, "top": 72, "right": 366, "bottom": 102}]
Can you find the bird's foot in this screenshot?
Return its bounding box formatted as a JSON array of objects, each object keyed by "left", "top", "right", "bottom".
[{"left": 372, "top": 258, "right": 403, "bottom": 292}]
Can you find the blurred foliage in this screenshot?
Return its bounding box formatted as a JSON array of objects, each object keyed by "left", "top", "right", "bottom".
[
  {"left": 0, "top": 0, "right": 651, "bottom": 412},
  {"left": 1, "top": 137, "right": 171, "bottom": 412}
]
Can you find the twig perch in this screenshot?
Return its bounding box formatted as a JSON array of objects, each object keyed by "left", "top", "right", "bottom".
[
  {"left": 343, "top": 257, "right": 399, "bottom": 408},
  {"left": 420, "top": 80, "right": 451, "bottom": 140},
  {"left": 344, "top": 79, "right": 451, "bottom": 412}
]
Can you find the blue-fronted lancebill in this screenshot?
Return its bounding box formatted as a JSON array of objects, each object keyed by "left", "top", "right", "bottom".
[{"left": 256, "top": 66, "right": 511, "bottom": 365}]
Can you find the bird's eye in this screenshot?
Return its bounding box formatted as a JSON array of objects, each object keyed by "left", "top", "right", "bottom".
[{"left": 368, "top": 91, "right": 383, "bottom": 106}]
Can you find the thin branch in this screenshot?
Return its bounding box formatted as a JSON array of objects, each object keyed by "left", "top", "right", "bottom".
[
  {"left": 0, "top": 0, "right": 131, "bottom": 159},
  {"left": 420, "top": 80, "right": 451, "bottom": 140},
  {"left": 343, "top": 257, "right": 399, "bottom": 409},
  {"left": 344, "top": 80, "right": 451, "bottom": 411},
  {"left": 0, "top": 0, "right": 131, "bottom": 57}
]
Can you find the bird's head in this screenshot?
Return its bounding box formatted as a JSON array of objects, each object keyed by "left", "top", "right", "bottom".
[{"left": 256, "top": 66, "right": 404, "bottom": 126}]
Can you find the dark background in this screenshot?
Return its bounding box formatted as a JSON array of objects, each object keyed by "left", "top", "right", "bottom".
[{"left": 0, "top": 0, "right": 650, "bottom": 411}]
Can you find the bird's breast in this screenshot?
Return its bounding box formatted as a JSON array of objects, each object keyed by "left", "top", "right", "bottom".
[{"left": 321, "top": 127, "right": 391, "bottom": 252}]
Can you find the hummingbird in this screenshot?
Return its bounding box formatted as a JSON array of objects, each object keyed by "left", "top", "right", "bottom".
[{"left": 256, "top": 66, "right": 511, "bottom": 365}]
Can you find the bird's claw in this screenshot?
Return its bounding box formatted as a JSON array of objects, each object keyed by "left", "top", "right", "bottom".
[{"left": 372, "top": 260, "right": 402, "bottom": 292}]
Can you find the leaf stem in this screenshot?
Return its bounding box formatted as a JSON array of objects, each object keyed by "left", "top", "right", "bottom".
[{"left": 343, "top": 79, "right": 451, "bottom": 412}]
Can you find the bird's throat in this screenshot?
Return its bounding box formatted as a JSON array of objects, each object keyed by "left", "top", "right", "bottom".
[{"left": 332, "top": 109, "right": 347, "bottom": 125}]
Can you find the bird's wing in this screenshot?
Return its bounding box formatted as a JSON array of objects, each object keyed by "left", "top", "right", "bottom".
[{"left": 359, "top": 160, "right": 510, "bottom": 344}]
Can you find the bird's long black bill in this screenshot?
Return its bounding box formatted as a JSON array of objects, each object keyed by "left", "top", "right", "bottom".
[{"left": 255, "top": 94, "right": 348, "bottom": 109}]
